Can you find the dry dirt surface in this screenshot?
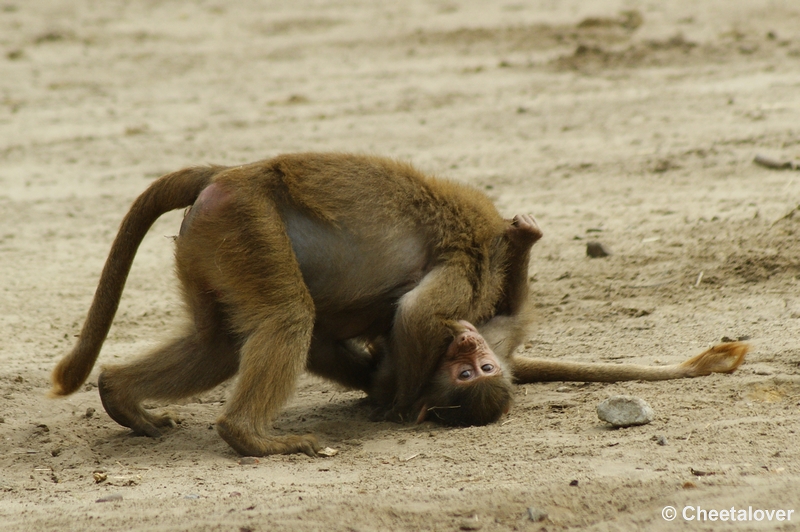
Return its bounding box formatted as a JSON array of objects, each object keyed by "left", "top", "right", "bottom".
[{"left": 2, "top": 1, "right": 800, "bottom": 530}]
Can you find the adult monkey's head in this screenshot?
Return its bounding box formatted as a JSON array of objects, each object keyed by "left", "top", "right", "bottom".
[{"left": 416, "top": 320, "right": 513, "bottom": 426}]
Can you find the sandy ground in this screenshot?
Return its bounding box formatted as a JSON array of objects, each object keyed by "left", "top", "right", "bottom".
[{"left": 2, "top": 0, "right": 800, "bottom": 530}]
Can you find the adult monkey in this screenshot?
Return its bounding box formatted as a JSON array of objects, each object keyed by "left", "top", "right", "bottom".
[{"left": 51, "top": 153, "right": 748, "bottom": 456}]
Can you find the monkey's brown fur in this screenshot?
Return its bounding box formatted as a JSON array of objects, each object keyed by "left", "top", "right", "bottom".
[
  {"left": 52, "top": 154, "right": 523, "bottom": 456},
  {"left": 51, "top": 153, "right": 748, "bottom": 456}
]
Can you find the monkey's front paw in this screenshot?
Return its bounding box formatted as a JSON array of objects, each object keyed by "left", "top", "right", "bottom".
[{"left": 216, "top": 418, "right": 321, "bottom": 457}]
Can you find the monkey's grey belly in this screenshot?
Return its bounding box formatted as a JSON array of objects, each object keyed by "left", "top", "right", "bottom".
[{"left": 281, "top": 206, "right": 429, "bottom": 329}]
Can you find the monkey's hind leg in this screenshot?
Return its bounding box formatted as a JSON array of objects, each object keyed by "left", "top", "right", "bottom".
[
  {"left": 190, "top": 183, "right": 320, "bottom": 457},
  {"left": 511, "top": 342, "right": 748, "bottom": 383},
  {"left": 306, "top": 337, "right": 378, "bottom": 393},
  {"left": 98, "top": 318, "right": 240, "bottom": 437}
]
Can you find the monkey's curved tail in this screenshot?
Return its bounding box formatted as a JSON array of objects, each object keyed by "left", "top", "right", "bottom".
[{"left": 50, "top": 165, "right": 222, "bottom": 397}]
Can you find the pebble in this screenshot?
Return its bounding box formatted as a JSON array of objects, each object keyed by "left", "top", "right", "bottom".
[
  {"left": 108, "top": 474, "right": 141, "bottom": 486},
  {"left": 459, "top": 516, "right": 482, "bottom": 530},
  {"left": 655, "top": 435, "right": 668, "bottom": 446},
  {"left": 96, "top": 493, "right": 123, "bottom": 503},
  {"left": 318, "top": 447, "right": 339, "bottom": 457},
  {"left": 527, "top": 507, "right": 548, "bottom": 522},
  {"left": 596, "top": 395, "right": 654, "bottom": 427},
  {"left": 586, "top": 241, "right": 612, "bottom": 258}
]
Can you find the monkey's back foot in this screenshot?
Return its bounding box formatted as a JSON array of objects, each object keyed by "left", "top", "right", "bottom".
[
  {"left": 215, "top": 417, "right": 321, "bottom": 457},
  {"left": 98, "top": 370, "right": 177, "bottom": 437},
  {"left": 679, "top": 341, "right": 749, "bottom": 377}
]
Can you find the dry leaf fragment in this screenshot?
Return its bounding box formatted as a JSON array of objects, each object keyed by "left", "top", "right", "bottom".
[{"left": 318, "top": 447, "right": 338, "bottom": 457}]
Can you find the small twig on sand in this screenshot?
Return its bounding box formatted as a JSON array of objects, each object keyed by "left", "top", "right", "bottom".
[
  {"left": 754, "top": 154, "right": 800, "bottom": 171},
  {"left": 771, "top": 205, "right": 800, "bottom": 227}
]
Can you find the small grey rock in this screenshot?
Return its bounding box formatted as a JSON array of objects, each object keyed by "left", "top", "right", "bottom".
[
  {"left": 586, "top": 241, "right": 612, "bottom": 258},
  {"left": 596, "top": 395, "right": 654, "bottom": 427},
  {"left": 527, "top": 507, "right": 548, "bottom": 522},
  {"left": 459, "top": 516, "right": 482, "bottom": 530},
  {"left": 96, "top": 493, "right": 123, "bottom": 503},
  {"left": 655, "top": 434, "right": 668, "bottom": 446}
]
